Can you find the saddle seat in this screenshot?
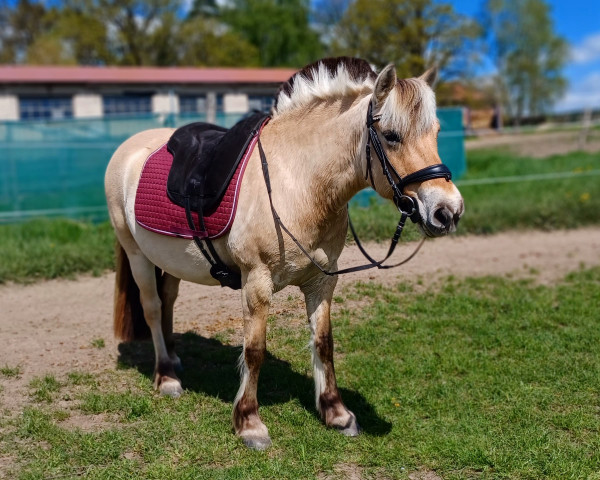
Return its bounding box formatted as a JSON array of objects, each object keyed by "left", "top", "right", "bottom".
[{"left": 134, "top": 112, "right": 269, "bottom": 239}]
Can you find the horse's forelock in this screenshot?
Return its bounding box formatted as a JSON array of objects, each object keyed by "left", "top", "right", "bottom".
[
  {"left": 379, "top": 78, "right": 437, "bottom": 139},
  {"left": 273, "top": 57, "right": 376, "bottom": 116}
]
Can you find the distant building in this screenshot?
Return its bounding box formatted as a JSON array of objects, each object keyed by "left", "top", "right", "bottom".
[{"left": 0, "top": 65, "right": 297, "bottom": 123}]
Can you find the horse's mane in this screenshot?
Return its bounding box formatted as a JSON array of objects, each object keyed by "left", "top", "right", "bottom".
[
  {"left": 272, "top": 57, "right": 437, "bottom": 138},
  {"left": 272, "top": 57, "right": 376, "bottom": 117}
]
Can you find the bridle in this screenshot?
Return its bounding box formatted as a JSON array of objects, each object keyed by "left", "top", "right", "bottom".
[
  {"left": 364, "top": 101, "right": 452, "bottom": 223},
  {"left": 258, "top": 97, "right": 453, "bottom": 276}
]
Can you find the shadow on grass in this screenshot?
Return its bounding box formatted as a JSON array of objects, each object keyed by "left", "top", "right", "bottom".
[{"left": 117, "top": 331, "right": 391, "bottom": 436}]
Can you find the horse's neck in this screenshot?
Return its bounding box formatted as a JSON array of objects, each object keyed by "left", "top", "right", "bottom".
[{"left": 266, "top": 96, "right": 369, "bottom": 222}]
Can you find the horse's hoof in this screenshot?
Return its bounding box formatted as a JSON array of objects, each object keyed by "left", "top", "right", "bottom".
[
  {"left": 242, "top": 435, "right": 272, "bottom": 450},
  {"left": 335, "top": 414, "right": 360, "bottom": 437},
  {"left": 159, "top": 379, "right": 183, "bottom": 398}
]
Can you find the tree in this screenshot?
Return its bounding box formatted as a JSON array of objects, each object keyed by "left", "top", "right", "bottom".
[
  {"left": 220, "top": 0, "right": 323, "bottom": 67},
  {"left": 175, "top": 17, "right": 260, "bottom": 67},
  {"left": 62, "top": 0, "right": 182, "bottom": 66},
  {"left": 25, "top": 7, "right": 114, "bottom": 65},
  {"left": 0, "top": 0, "right": 54, "bottom": 63},
  {"left": 483, "top": 0, "right": 568, "bottom": 123},
  {"left": 329, "top": 0, "right": 480, "bottom": 79}
]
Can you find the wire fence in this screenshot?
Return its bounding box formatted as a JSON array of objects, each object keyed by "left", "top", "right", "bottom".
[{"left": 0, "top": 108, "right": 466, "bottom": 222}]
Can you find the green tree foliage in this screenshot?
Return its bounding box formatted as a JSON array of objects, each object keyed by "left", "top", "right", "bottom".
[
  {"left": 176, "top": 17, "right": 260, "bottom": 67},
  {"left": 329, "top": 0, "right": 480, "bottom": 79},
  {"left": 63, "top": 0, "right": 182, "bottom": 66},
  {"left": 26, "top": 7, "right": 114, "bottom": 65},
  {"left": 483, "top": 0, "right": 568, "bottom": 122},
  {"left": 0, "top": 0, "right": 54, "bottom": 62},
  {"left": 219, "top": 0, "right": 323, "bottom": 67},
  {"left": 0, "top": 0, "right": 267, "bottom": 67}
]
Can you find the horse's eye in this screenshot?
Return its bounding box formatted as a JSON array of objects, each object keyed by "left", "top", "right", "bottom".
[{"left": 382, "top": 130, "right": 402, "bottom": 144}]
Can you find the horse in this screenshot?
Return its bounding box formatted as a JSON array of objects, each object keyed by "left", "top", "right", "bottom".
[{"left": 104, "top": 57, "right": 464, "bottom": 450}]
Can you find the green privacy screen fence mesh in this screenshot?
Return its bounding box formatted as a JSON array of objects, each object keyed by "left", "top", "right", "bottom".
[{"left": 0, "top": 108, "right": 465, "bottom": 222}]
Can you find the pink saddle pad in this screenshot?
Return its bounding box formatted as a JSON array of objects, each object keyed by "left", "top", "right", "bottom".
[{"left": 134, "top": 130, "right": 260, "bottom": 239}]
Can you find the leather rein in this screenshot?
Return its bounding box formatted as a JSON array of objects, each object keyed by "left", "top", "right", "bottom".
[{"left": 258, "top": 98, "right": 453, "bottom": 276}]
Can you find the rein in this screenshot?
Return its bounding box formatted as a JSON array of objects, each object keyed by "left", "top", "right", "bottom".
[{"left": 258, "top": 98, "right": 453, "bottom": 276}]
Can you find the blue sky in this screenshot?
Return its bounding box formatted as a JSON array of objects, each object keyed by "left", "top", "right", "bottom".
[{"left": 450, "top": 0, "right": 600, "bottom": 112}]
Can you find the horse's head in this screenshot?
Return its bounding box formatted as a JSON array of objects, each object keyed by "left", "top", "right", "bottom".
[{"left": 365, "top": 64, "right": 464, "bottom": 237}]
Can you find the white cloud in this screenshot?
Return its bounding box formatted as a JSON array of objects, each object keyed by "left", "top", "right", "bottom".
[
  {"left": 571, "top": 32, "right": 600, "bottom": 64},
  {"left": 555, "top": 71, "right": 600, "bottom": 112}
]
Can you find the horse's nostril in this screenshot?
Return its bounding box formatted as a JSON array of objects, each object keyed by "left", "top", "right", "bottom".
[{"left": 434, "top": 207, "right": 452, "bottom": 230}]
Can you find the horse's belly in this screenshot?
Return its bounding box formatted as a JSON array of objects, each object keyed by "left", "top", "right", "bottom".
[{"left": 132, "top": 226, "right": 221, "bottom": 286}]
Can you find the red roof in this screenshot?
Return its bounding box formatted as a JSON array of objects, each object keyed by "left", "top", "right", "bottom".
[{"left": 0, "top": 65, "right": 297, "bottom": 85}]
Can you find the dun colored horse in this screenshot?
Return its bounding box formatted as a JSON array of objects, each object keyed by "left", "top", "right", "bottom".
[{"left": 105, "top": 57, "right": 464, "bottom": 449}]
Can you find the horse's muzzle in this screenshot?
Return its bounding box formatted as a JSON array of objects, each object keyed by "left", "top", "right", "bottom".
[{"left": 421, "top": 201, "right": 464, "bottom": 237}]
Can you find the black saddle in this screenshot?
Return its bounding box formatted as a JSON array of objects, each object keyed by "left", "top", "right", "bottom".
[{"left": 167, "top": 111, "right": 269, "bottom": 213}]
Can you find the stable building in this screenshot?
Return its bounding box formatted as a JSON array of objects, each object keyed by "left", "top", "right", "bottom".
[{"left": 0, "top": 65, "right": 297, "bottom": 122}]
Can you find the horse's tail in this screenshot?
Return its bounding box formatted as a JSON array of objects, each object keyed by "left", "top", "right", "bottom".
[{"left": 113, "top": 242, "right": 151, "bottom": 342}]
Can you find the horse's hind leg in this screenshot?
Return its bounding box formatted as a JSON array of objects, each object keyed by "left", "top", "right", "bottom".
[
  {"left": 128, "top": 253, "right": 183, "bottom": 397},
  {"left": 303, "top": 276, "right": 360, "bottom": 436},
  {"left": 158, "top": 272, "right": 182, "bottom": 370},
  {"left": 233, "top": 268, "right": 273, "bottom": 450}
]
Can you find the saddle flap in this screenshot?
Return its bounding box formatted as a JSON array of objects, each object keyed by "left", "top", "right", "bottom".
[{"left": 166, "top": 112, "right": 269, "bottom": 213}]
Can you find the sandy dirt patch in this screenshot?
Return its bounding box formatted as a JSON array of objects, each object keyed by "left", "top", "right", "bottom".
[{"left": 1, "top": 228, "right": 599, "bottom": 413}]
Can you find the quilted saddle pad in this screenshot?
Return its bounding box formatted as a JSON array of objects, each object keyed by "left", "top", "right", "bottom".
[{"left": 134, "top": 130, "right": 260, "bottom": 240}]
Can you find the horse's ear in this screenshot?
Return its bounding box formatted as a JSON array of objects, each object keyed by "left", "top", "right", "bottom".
[
  {"left": 420, "top": 67, "right": 438, "bottom": 87},
  {"left": 373, "top": 64, "right": 397, "bottom": 107}
]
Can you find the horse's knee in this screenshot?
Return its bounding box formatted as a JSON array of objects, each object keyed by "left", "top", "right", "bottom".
[
  {"left": 244, "top": 346, "right": 265, "bottom": 369},
  {"left": 313, "top": 331, "right": 333, "bottom": 360}
]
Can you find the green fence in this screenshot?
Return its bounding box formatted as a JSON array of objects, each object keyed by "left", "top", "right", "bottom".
[{"left": 0, "top": 108, "right": 465, "bottom": 222}]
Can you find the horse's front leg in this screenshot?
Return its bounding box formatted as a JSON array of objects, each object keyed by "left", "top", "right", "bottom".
[
  {"left": 302, "top": 275, "right": 360, "bottom": 436},
  {"left": 233, "top": 268, "right": 273, "bottom": 450}
]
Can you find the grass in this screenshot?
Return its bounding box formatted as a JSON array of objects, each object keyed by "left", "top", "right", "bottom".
[
  {"left": 0, "top": 149, "right": 598, "bottom": 282},
  {"left": 91, "top": 338, "right": 106, "bottom": 349},
  {"left": 2, "top": 267, "right": 599, "bottom": 479},
  {"left": 0, "top": 218, "right": 115, "bottom": 283},
  {"left": 0, "top": 365, "right": 22, "bottom": 377},
  {"left": 28, "top": 375, "right": 62, "bottom": 403}
]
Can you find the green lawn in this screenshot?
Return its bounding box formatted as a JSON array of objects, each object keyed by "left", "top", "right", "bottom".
[
  {"left": 2, "top": 267, "right": 599, "bottom": 479},
  {"left": 0, "top": 218, "right": 115, "bottom": 283}
]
